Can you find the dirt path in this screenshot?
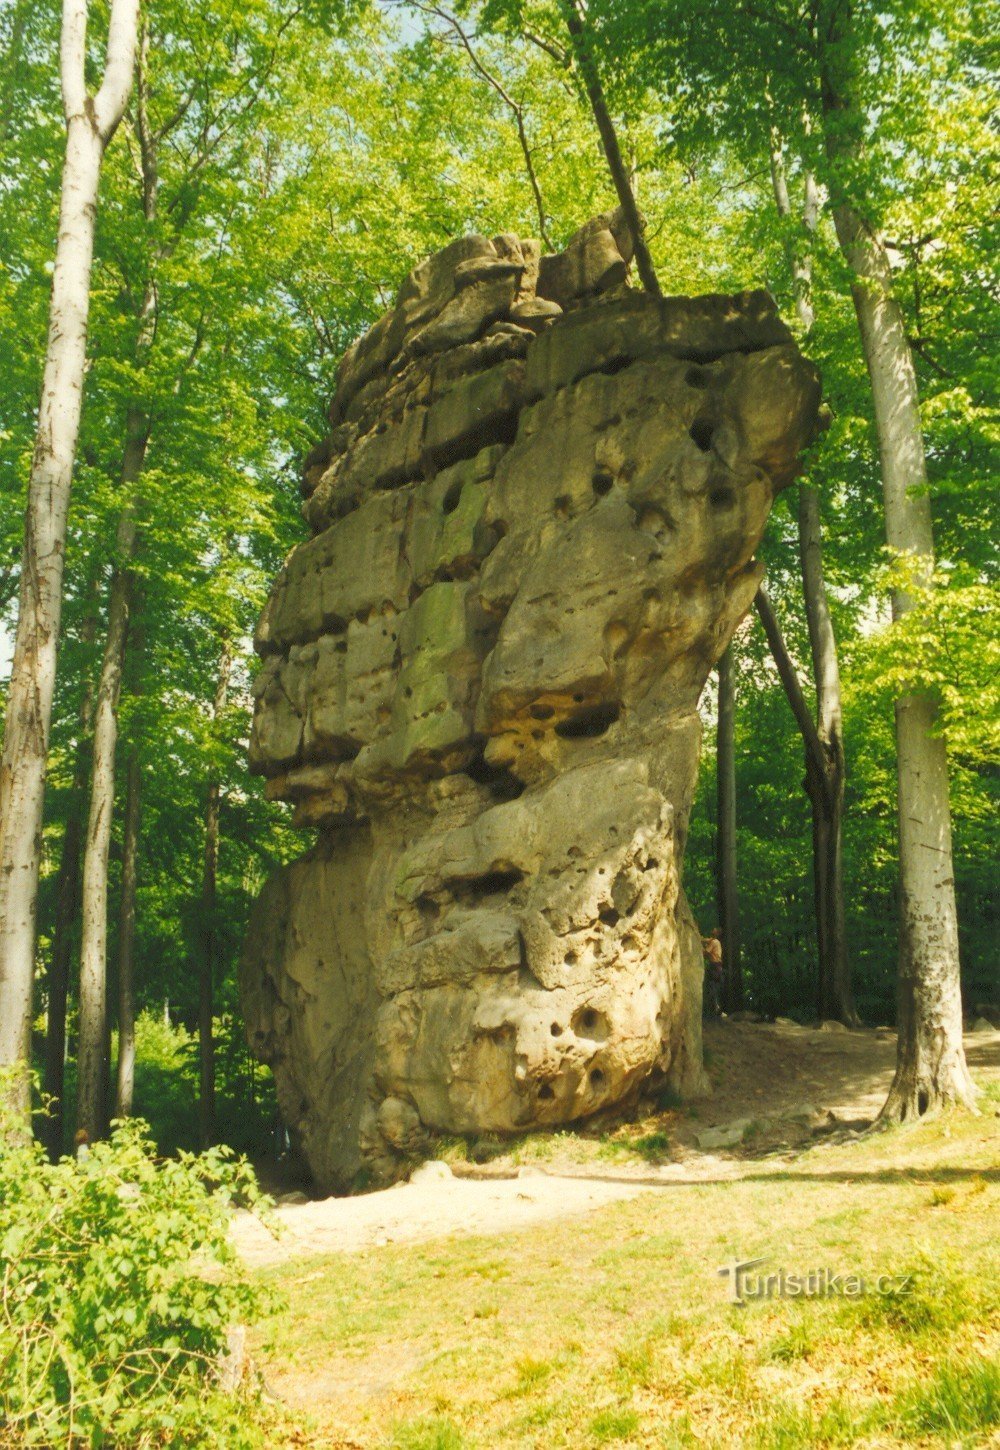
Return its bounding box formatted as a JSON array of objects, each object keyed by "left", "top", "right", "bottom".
[{"left": 232, "top": 1022, "right": 1000, "bottom": 1270}]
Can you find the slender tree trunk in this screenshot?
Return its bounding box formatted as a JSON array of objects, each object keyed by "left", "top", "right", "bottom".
[
  {"left": 799, "top": 485, "right": 855, "bottom": 1023},
  {"left": 716, "top": 646, "right": 742, "bottom": 1011},
  {"left": 114, "top": 746, "right": 140, "bottom": 1118},
  {"left": 76, "top": 568, "right": 131, "bottom": 1139},
  {"left": 199, "top": 643, "right": 232, "bottom": 1149},
  {"left": 767, "top": 136, "right": 856, "bottom": 1024},
  {"left": 76, "top": 415, "right": 147, "bottom": 1140},
  {"left": 821, "top": 33, "right": 974, "bottom": 1115},
  {"left": 41, "top": 689, "right": 96, "bottom": 1159},
  {"left": 0, "top": 0, "right": 139, "bottom": 1127},
  {"left": 559, "top": 0, "right": 661, "bottom": 296},
  {"left": 768, "top": 133, "right": 816, "bottom": 332},
  {"left": 41, "top": 797, "right": 84, "bottom": 1157}
]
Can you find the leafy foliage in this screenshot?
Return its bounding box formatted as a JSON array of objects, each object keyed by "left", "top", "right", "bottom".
[{"left": 0, "top": 1079, "right": 275, "bottom": 1447}]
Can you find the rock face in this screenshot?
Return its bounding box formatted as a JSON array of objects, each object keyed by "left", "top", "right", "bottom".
[{"left": 240, "top": 211, "right": 821, "bottom": 1191}]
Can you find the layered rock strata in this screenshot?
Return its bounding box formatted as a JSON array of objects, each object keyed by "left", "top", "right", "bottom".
[{"left": 240, "top": 211, "right": 821, "bottom": 1190}]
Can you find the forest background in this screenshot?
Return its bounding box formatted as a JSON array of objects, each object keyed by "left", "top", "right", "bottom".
[{"left": 0, "top": 0, "right": 995, "bottom": 1156}]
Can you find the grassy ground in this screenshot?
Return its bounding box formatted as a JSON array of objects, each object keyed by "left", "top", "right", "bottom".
[{"left": 253, "top": 1078, "right": 1000, "bottom": 1449}]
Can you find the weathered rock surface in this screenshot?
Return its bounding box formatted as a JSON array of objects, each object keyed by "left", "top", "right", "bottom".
[{"left": 240, "top": 211, "right": 821, "bottom": 1191}]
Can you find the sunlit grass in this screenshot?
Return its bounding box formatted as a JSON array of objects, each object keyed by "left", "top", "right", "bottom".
[{"left": 254, "top": 1109, "right": 999, "bottom": 1447}]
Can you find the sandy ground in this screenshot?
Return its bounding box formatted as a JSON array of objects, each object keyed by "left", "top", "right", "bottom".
[
  {"left": 233, "top": 1169, "right": 648, "bottom": 1268},
  {"left": 231, "top": 1021, "right": 1000, "bottom": 1270}
]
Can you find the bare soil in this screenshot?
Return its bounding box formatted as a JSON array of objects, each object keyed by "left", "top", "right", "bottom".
[{"left": 232, "top": 1021, "right": 1000, "bottom": 1270}]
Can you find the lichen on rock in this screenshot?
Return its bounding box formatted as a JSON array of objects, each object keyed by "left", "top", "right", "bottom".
[{"left": 240, "top": 210, "right": 821, "bottom": 1191}]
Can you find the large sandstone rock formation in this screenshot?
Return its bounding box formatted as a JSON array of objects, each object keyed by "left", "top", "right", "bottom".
[{"left": 240, "top": 212, "right": 821, "bottom": 1191}]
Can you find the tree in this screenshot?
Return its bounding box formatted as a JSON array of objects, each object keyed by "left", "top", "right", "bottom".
[
  {"left": 73, "top": 0, "right": 331, "bottom": 1139},
  {"left": 0, "top": 0, "right": 139, "bottom": 1126},
  {"left": 716, "top": 647, "right": 743, "bottom": 1010},
  {"left": 114, "top": 745, "right": 141, "bottom": 1117},
  {"left": 592, "top": 0, "right": 978, "bottom": 1112},
  {"left": 817, "top": 0, "right": 974, "bottom": 1113},
  {"left": 198, "top": 642, "right": 232, "bottom": 1148},
  {"left": 765, "top": 137, "right": 856, "bottom": 1024}
]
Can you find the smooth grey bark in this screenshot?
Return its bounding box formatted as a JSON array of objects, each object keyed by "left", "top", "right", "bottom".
[
  {"left": 820, "top": 14, "right": 974, "bottom": 1115},
  {"left": 77, "top": 28, "right": 161, "bottom": 1138},
  {"left": 75, "top": 422, "right": 145, "bottom": 1141},
  {"left": 0, "top": 0, "right": 139, "bottom": 1128},
  {"left": 716, "top": 646, "right": 742, "bottom": 1011},
  {"left": 199, "top": 643, "right": 233, "bottom": 1149},
  {"left": 767, "top": 136, "right": 856, "bottom": 1024},
  {"left": 114, "top": 746, "right": 141, "bottom": 1118}
]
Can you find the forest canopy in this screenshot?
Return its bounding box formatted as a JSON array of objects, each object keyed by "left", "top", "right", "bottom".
[{"left": 0, "top": 0, "right": 996, "bottom": 1155}]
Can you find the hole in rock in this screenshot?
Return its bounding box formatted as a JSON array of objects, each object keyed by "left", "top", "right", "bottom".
[
  {"left": 550, "top": 1023, "right": 563, "bottom": 1038},
  {"left": 564, "top": 950, "right": 578, "bottom": 965},
  {"left": 592, "top": 470, "right": 614, "bottom": 497},
  {"left": 538, "top": 1083, "right": 555, "bottom": 1100},
  {"left": 572, "top": 1007, "right": 610, "bottom": 1042},
  {"left": 589, "top": 1067, "right": 606, "bottom": 1089},
  {"left": 686, "top": 365, "right": 711, "bottom": 389},
  {"left": 917, "top": 1089, "right": 930, "bottom": 1116},
  {"left": 598, "top": 907, "right": 620, "bottom": 927},
  {"left": 595, "top": 354, "right": 634, "bottom": 378},
  {"left": 638, "top": 506, "right": 672, "bottom": 538},
  {"left": 442, "top": 481, "right": 463, "bottom": 515},
  {"left": 529, "top": 702, "right": 555, "bottom": 721},
  {"left": 555, "top": 702, "right": 620, "bottom": 740},
  {"left": 415, "top": 893, "right": 441, "bottom": 923},
  {"left": 709, "top": 486, "right": 735, "bottom": 509},
  {"left": 463, "top": 748, "right": 526, "bottom": 802},
  {"left": 456, "top": 867, "right": 524, "bottom": 901},
  {"left": 554, "top": 494, "right": 572, "bottom": 519},
  {"left": 689, "top": 417, "right": 714, "bottom": 452}
]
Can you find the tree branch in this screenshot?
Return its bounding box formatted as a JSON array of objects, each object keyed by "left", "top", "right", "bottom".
[
  {"left": 558, "top": 0, "right": 661, "bottom": 297},
  {"left": 413, "top": 1, "right": 551, "bottom": 246},
  {"left": 754, "top": 586, "right": 829, "bottom": 789},
  {"left": 92, "top": 0, "right": 140, "bottom": 142},
  {"left": 59, "top": 0, "right": 88, "bottom": 121}
]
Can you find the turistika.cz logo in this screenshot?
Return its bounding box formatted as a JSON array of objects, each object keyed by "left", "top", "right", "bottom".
[{"left": 717, "top": 1257, "right": 915, "bottom": 1305}]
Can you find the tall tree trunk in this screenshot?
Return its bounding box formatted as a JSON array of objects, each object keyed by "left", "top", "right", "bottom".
[
  {"left": 716, "top": 646, "right": 742, "bottom": 1011},
  {"left": 114, "top": 746, "right": 140, "bottom": 1118},
  {"left": 558, "top": 0, "right": 661, "bottom": 296},
  {"left": 75, "top": 411, "right": 148, "bottom": 1141},
  {"left": 41, "top": 616, "right": 96, "bottom": 1160},
  {"left": 820, "top": 26, "right": 974, "bottom": 1115},
  {"left": 41, "top": 793, "right": 85, "bottom": 1157},
  {"left": 767, "top": 136, "right": 856, "bottom": 1024},
  {"left": 799, "top": 487, "right": 855, "bottom": 1023},
  {"left": 199, "top": 643, "right": 233, "bottom": 1149},
  {"left": 0, "top": 0, "right": 139, "bottom": 1127}
]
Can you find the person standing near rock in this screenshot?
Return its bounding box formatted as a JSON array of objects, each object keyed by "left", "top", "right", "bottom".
[{"left": 702, "top": 929, "right": 724, "bottom": 1017}]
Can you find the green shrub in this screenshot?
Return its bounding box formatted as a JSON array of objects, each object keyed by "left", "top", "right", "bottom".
[{"left": 0, "top": 1083, "right": 274, "bottom": 1447}]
